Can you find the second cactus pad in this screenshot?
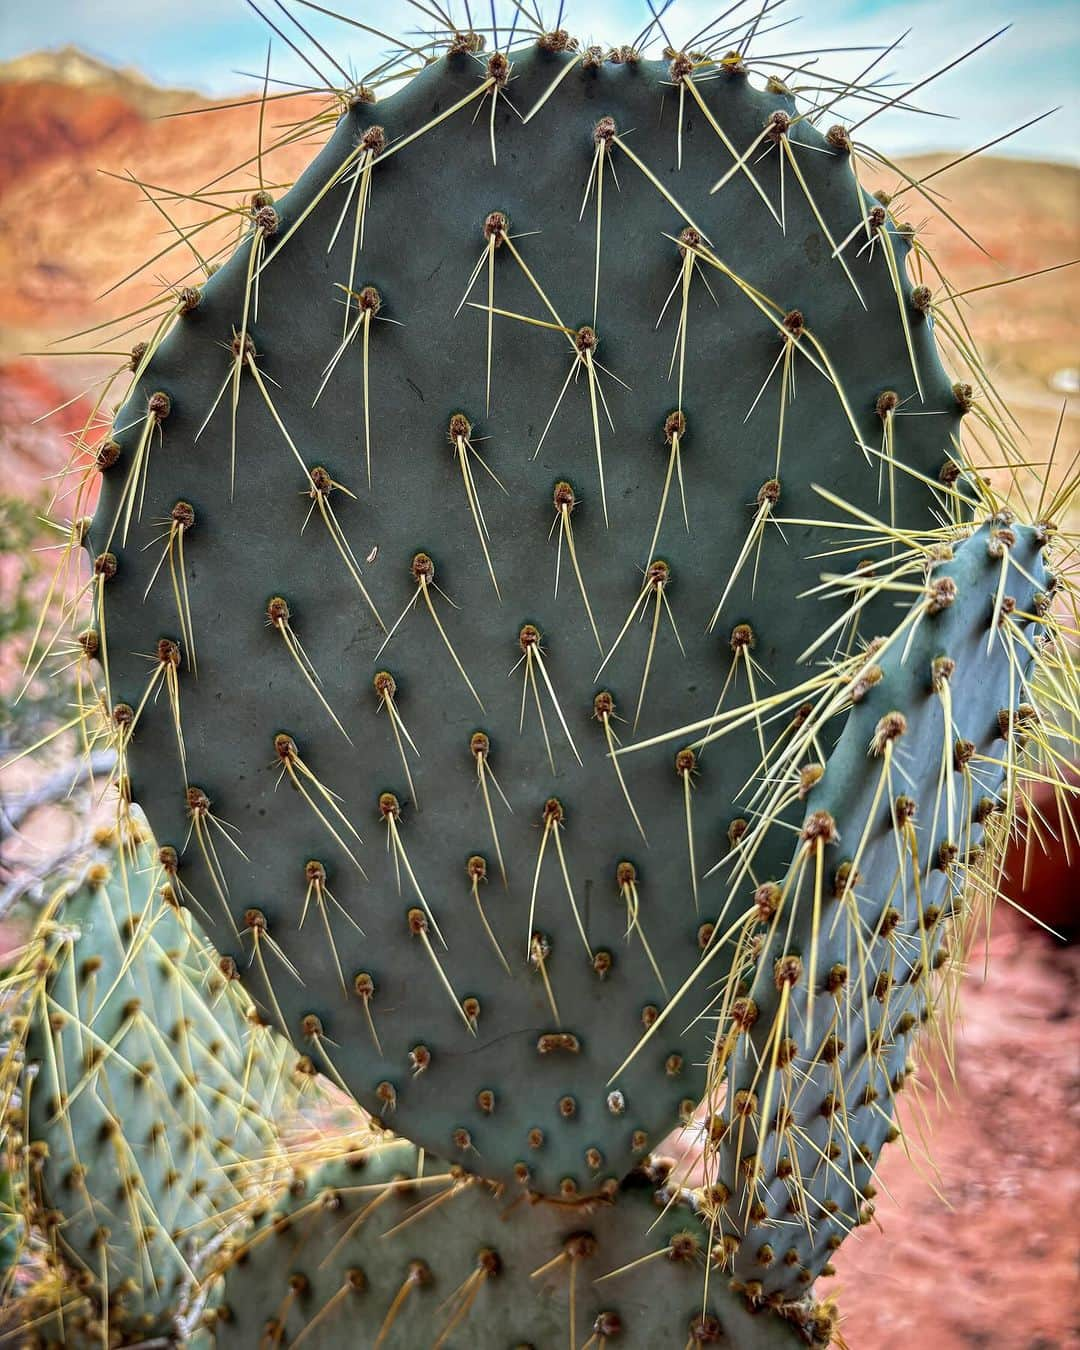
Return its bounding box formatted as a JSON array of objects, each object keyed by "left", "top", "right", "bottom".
[{"left": 204, "top": 1141, "right": 821, "bottom": 1348}]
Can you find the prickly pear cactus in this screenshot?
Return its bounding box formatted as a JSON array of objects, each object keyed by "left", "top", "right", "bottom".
[
  {"left": 6, "top": 828, "right": 303, "bottom": 1342},
  {"left": 86, "top": 31, "right": 978, "bottom": 1203},
  {"left": 20, "top": 7, "right": 1078, "bottom": 1347},
  {"left": 204, "top": 1140, "right": 823, "bottom": 1349}
]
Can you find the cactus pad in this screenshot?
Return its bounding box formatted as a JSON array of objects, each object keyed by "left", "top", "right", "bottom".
[
  {"left": 693, "top": 519, "right": 1056, "bottom": 1298},
  {"left": 88, "top": 38, "right": 979, "bottom": 1200},
  {"left": 10, "top": 831, "right": 299, "bottom": 1341},
  {"left": 205, "top": 1140, "right": 826, "bottom": 1348}
]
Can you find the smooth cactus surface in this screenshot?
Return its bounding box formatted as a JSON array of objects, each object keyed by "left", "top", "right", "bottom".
[
  {"left": 87, "top": 39, "right": 978, "bottom": 1200},
  {"left": 10, "top": 830, "right": 299, "bottom": 1342},
  {"left": 205, "top": 1141, "right": 820, "bottom": 1348}
]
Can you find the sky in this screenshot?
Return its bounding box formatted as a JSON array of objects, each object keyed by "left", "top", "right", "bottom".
[{"left": 1, "top": 0, "right": 1077, "bottom": 162}]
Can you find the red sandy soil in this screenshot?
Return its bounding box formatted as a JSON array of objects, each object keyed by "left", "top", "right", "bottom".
[{"left": 0, "top": 57, "right": 1077, "bottom": 1350}]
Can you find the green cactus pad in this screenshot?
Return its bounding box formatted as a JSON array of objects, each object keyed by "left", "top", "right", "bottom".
[
  {"left": 87, "top": 37, "right": 975, "bottom": 1198},
  {"left": 697, "top": 519, "right": 1053, "bottom": 1299},
  {"left": 12, "top": 830, "right": 301, "bottom": 1341},
  {"left": 205, "top": 1140, "right": 824, "bottom": 1348}
]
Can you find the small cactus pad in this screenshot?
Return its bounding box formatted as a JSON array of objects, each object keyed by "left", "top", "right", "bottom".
[
  {"left": 90, "top": 38, "right": 976, "bottom": 1196},
  {"left": 700, "top": 520, "right": 1053, "bottom": 1296},
  {"left": 205, "top": 1141, "right": 821, "bottom": 1348},
  {"left": 10, "top": 832, "right": 298, "bottom": 1341}
]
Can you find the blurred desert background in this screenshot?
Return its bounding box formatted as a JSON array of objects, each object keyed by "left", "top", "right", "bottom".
[{"left": 0, "top": 44, "right": 1076, "bottom": 1349}]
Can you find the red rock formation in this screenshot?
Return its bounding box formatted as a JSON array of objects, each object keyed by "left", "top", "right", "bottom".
[{"left": 0, "top": 83, "right": 145, "bottom": 191}]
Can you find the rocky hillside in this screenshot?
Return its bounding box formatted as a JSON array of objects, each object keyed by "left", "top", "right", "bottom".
[
  {"left": 0, "top": 45, "right": 197, "bottom": 110},
  {"left": 0, "top": 48, "right": 319, "bottom": 344},
  {"left": 0, "top": 47, "right": 203, "bottom": 194}
]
